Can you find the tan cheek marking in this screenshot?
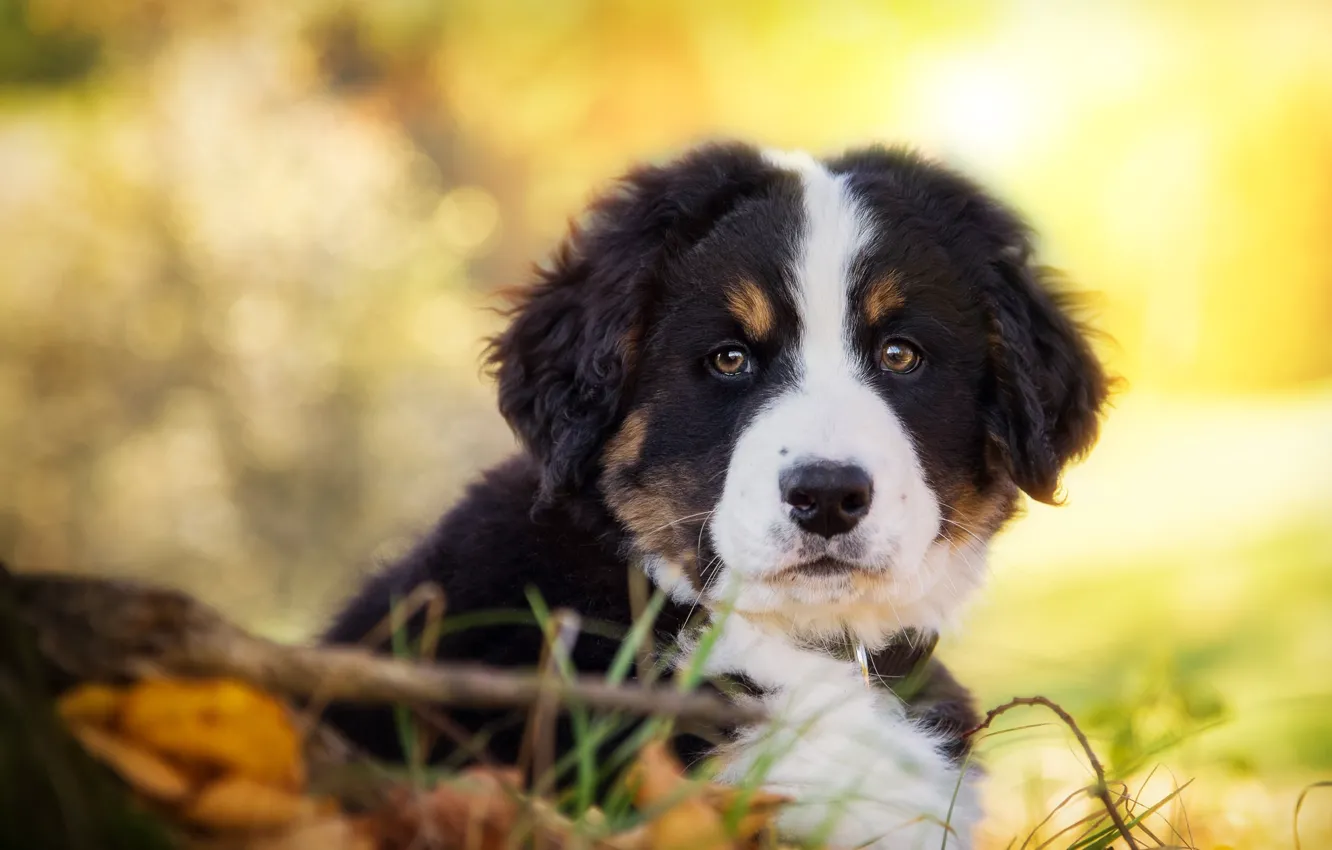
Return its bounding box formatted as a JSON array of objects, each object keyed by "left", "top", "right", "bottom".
[
  {"left": 941, "top": 481, "right": 1018, "bottom": 548},
  {"left": 608, "top": 481, "right": 684, "bottom": 553},
  {"left": 617, "top": 319, "right": 643, "bottom": 367},
  {"left": 600, "top": 448, "right": 707, "bottom": 591},
  {"left": 725, "top": 280, "right": 776, "bottom": 341},
  {"left": 602, "top": 408, "right": 649, "bottom": 474},
  {"left": 863, "top": 274, "right": 906, "bottom": 325}
]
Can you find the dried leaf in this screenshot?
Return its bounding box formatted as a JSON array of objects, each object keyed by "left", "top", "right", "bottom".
[
  {"left": 526, "top": 798, "right": 651, "bottom": 850},
  {"left": 57, "top": 682, "right": 126, "bottom": 727},
  {"left": 702, "top": 785, "right": 790, "bottom": 843},
  {"left": 119, "top": 678, "right": 304, "bottom": 788},
  {"left": 244, "top": 816, "right": 377, "bottom": 850},
  {"left": 185, "top": 815, "right": 376, "bottom": 850},
  {"left": 599, "top": 824, "right": 651, "bottom": 850},
  {"left": 183, "top": 775, "right": 316, "bottom": 831},
  {"left": 368, "top": 767, "right": 525, "bottom": 850},
  {"left": 69, "top": 722, "right": 194, "bottom": 803},
  {"left": 629, "top": 742, "right": 733, "bottom": 850}
]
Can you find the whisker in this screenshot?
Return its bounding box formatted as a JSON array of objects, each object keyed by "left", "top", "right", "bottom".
[
  {"left": 643, "top": 510, "right": 716, "bottom": 537},
  {"left": 683, "top": 554, "right": 723, "bottom": 626},
  {"left": 944, "top": 530, "right": 986, "bottom": 579},
  {"left": 883, "top": 592, "right": 905, "bottom": 632},
  {"left": 694, "top": 508, "right": 717, "bottom": 562},
  {"left": 938, "top": 515, "right": 988, "bottom": 543}
]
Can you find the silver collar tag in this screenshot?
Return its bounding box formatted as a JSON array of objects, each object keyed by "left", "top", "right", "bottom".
[{"left": 854, "top": 641, "right": 871, "bottom": 687}]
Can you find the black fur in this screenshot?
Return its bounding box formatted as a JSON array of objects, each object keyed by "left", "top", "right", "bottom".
[{"left": 488, "top": 144, "right": 775, "bottom": 507}]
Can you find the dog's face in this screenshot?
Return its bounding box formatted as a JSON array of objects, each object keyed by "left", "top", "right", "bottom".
[{"left": 490, "top": 143, "right": 1107, "bottom": 644}]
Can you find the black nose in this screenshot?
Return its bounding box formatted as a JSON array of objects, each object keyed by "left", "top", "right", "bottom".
[{"left": 780, "top": 462, "right": 873, "bottom": 538}]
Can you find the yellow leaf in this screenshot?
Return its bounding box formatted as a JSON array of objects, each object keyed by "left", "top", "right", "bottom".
[
  {"left": 245, "top": 816, "right": 377, "bottom": 850},
  {"left": 57, "top": 683, "right": 126, "bottom": 727},
  {"left": 183, "top": 775, "right": 314, "bottom": 831},
  {"left": 119, "top": 678, "right": 304, "bottom": 789},
  {"left": 629, "top": 742, "right": 733, "bottom": 850},
  {"left": 69, "top": 722, "right": 193, "bottom": 803},
  {"left": 703, "top": 785, "right": 790, "bottom": 843}
]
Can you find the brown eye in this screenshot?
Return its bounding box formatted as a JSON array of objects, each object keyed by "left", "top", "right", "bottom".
[
  {"left": 879, "top": 339, "right": 921, "bottom": 374},
  {"left": 709, "top": 346, "right": 752, "bottom": 377}
]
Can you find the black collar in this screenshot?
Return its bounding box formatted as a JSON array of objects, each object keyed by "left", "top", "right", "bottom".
[
  {"left": 674, "top": 604, "right": 939, "bottom": 702},
  {"left": 793, "top": 628, "right": 939, "bottom": 701}
]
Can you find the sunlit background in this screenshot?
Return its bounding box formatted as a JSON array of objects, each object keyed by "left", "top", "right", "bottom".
[{"left": 2, "top": 0, "right": 1329, "bottom": 846}]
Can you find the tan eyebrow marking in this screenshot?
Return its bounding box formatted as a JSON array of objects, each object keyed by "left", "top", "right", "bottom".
[
  {"left": 725, "top": 279, "right": 776, "bottom": 340},
  {"left": 863, "top": 274, "right": 906, "bottom": 325}
]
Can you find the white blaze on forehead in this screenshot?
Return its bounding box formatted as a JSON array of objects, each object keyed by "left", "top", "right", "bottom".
[
  {"left": 761, "top": 149, "right": 873, "bottom": 384},
  {"left": 708, "top": 150, "right": 953, "bottom": 644}
]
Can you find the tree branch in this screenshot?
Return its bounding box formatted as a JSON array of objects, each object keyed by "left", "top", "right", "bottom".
[{"left": 6, "top": 569, "right": 763, "bottom": 730}]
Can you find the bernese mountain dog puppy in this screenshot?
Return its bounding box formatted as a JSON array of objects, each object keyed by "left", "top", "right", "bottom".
[{"left": 323, "top": 142, "right": 1107, "bottom": 849}]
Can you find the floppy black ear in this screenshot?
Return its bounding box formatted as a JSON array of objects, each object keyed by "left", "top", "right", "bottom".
[
  {"left": 486, "top": 143, "right": 771, "bottom": 506},
  {"left": 982, "top": 227, "right": 1109, "bottom": 505}
]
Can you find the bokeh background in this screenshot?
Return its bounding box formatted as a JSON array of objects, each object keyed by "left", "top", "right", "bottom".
[{"left": 2, "top": 0, "right": 1329, "bottom": 846}]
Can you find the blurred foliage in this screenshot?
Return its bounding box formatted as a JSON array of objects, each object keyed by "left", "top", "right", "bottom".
[
  {"left": 1, "top": 1, "right": 1330, "bottom": 847},
  {"left": 0, "top": 0, "right": 99, "bottom": 86},
  {"left": 1084, "top": 654, "right": 1229, "bottom": 780}
]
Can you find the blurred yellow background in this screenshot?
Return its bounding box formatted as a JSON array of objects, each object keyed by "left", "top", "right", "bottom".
[{"left": 1, "top": 1, "right": 1329, "bottom": 846}]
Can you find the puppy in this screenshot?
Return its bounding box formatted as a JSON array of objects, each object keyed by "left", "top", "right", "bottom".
[{"left": 323, "top": 142, "right": 1107, "bottom": 849}]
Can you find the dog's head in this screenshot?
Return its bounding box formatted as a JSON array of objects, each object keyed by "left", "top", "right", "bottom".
[{"left": 488, "top": 143, "right": 1107, "bottom": 645}]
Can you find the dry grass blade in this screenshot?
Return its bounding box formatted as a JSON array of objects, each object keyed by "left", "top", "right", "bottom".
[
  {"left": 522, "top": 609, "right": 582, "bottom": 801},
  {"left": 413, "top": 704, "right": 499, "bottom": 768},
  {"left": 626, "top": 567, "right": 656, "bottom": 683},
  {"left": 345, "top": 582, "right": 449, "bottom": 764},
  {"left": 1022, "top": 786, "right": 1097, "bottom": 849},
  {"left": 1293, "top": 780, "right": 1332, "bottom": 850},
  {"left": 359, "top": 583, "right": 449, "bottom": 659},
  {"left": 1111, "top": 780, "right": 1195, "bottom": 849},
  {"left": 1032, "top": 809, "right": 1110, "bottom": 850},
  {"left": 1065, "top": 780, "right": 1192, "bottom": 850},
  {"left": 965, "top": 696, "right": 1141, "bottom": 850}
]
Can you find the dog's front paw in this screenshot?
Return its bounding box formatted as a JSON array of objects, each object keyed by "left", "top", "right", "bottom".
[{"left": 904, "top": 660, "right": 981, "bottom": 764}]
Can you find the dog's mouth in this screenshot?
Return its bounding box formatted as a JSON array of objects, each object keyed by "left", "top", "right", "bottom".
[{"left": 772, "top": 556, "right": 868, "bottom": 580}]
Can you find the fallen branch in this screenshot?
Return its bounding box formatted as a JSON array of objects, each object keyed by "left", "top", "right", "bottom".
[
  {"left": 963, "top": 695, "right": 1140, "bottom": 850},
  {"left": 6, "top": 569, "right": 764, "bottom": 730}
]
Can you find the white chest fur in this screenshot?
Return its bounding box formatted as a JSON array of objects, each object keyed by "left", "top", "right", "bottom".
[{"left": 683, "top": 615, "right": 981, "bottom": 850}]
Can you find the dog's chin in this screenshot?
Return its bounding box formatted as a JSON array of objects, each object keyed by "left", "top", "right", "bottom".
[
  {"left": 787, "top": 544, "right": 987, "bottom": 639},
  {"left": 765, "top": 564, "right": 891, "bottom": 607},
  {"left": 711, "top": 561, "right": 903, "bottom": 646},
  {"left": 701, "top": 535, "right": 979, "bottom": 644}
]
